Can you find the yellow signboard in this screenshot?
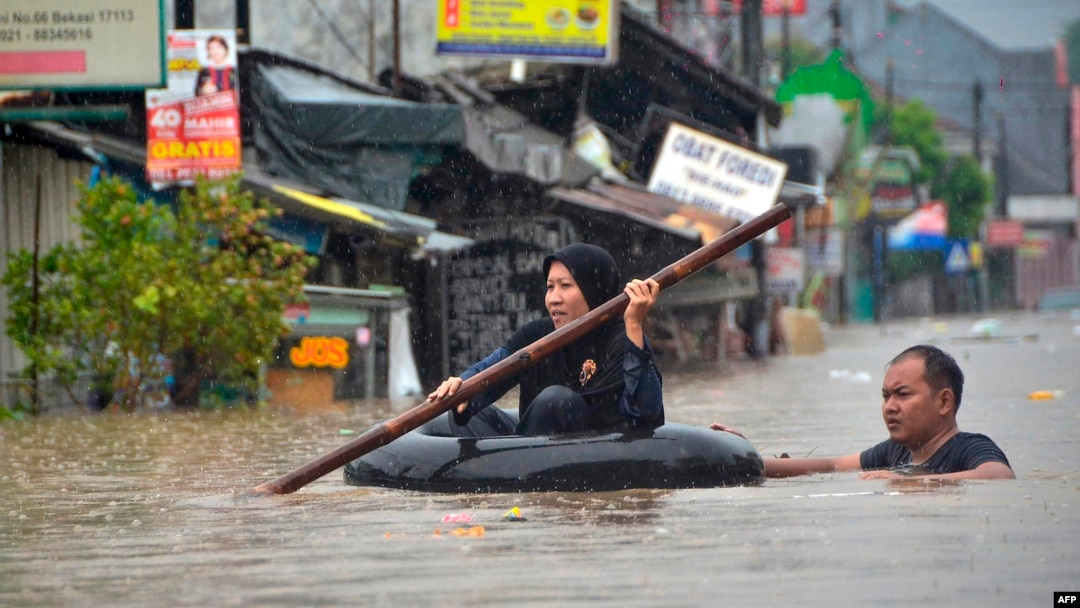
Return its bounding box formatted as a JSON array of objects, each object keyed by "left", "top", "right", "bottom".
[{"left": 436, "top": 0, "right": 617, "bottom": 65}]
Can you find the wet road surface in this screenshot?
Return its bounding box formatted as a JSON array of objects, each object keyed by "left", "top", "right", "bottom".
[{"left": 1, "top": 312, "right": 1077, "bottom": 606}]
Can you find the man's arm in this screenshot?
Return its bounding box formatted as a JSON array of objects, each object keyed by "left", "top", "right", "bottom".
[
  {"left": 859, "top": 461, "right": 1015, "bottom": 480},
  {"left": 764, "top": 453, "right": 863, "bottom": 478}
]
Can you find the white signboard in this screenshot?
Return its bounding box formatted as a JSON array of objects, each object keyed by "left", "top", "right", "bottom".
[
  {"left": 766, "top": 247, "right": 805, "bottom": 294},
  {"left": 0, "top": 1, "right": 164, "bottom": 90},
  {"left": 647, "top": 122, "right": 788, "bottom": 223}
]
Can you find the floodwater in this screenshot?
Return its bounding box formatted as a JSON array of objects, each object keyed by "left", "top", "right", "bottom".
[{"left": 1, "top": 312, "right": 1077, "bottom": 607}]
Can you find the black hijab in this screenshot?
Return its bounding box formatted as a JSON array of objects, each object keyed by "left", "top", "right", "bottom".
[
  {"left": 505, "top": 243, "right": 630, "bottom": 428},
  {"left": 543, "top": 243, "right": 622, "bottom": 311}
]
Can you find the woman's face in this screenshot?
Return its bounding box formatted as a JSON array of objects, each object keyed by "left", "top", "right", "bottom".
[
  {"left": 545, "top": 261, "right": 590, "bottom": 329},
  {"left": 207, "top": 39, "right": 228, "bottom": 64}
]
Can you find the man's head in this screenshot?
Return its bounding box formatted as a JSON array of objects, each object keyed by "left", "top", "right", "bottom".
[
  {"left": 881, "top": 345, "right": 964, "bottom": 448},
  {"left": 888, "top": 345, "right": 964, "bottom": 410}
]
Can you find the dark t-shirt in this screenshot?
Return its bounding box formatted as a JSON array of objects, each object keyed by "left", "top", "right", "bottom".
[{"left": 860, "top": 432, "right": 1011, "bottom": 475}]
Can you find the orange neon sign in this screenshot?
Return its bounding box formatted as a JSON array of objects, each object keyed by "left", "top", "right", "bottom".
[{"left": 289, "top": 336, "right": 349, "bottom": 369}]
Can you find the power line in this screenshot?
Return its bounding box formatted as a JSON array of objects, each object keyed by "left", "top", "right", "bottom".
[{"left": 306, "top": 0, "right": 371, "bottom": 74}]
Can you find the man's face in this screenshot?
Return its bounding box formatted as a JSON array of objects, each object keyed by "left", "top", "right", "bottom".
[{"left": 880, "top": 356, "right": 950, "bottom": 449}]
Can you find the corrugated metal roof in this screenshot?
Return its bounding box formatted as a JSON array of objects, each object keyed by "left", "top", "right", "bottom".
[{"left": 548, "top": 178, "right": 742, "bottom": 243}]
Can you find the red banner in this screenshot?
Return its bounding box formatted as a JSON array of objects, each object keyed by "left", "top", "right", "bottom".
[
  {"left": 146, "top": 31, "right": 241, "bottom": 184},
  {"left": 732, "top": 0, "right": 807, "bottom": 16},
  {"left": 985, "top": 220, "right": 1025, "bottom": 248}
]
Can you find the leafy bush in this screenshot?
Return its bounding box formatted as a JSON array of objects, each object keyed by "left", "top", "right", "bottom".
[{"left": 2, "top": 175, "right": 316, "bottom": 413}]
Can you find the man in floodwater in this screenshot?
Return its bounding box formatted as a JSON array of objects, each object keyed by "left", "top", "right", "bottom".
[{"left": 711, "top": 344, "right": 1015, "bottom": 480}]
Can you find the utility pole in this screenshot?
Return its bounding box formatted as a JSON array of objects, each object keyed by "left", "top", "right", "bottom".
[
  {"left": 871, "top": 58, "right": 895, "bottom": 325},
  {"left": 236, "top": 0, "right": 250, "bottom": 45},
  {"left": 996, "top": 111, "right": 1015, "bottom": 309},
  {"left": 996, "top": 112, "right": 1009, "bottom": 217},
  {"left": 392, "top": 0, "right": 402, "bottom": 94},
  {"left": 175, "top": 0, "right": 194, "bottom": 29},
  {"left": 741, "top": 0, "right": 763, "bottom": 87},
  {"left": 781, "top": 1, "right": 791, "bottom": 79},
  {"left": 829, "top": 0, "right": 842, "bottom": 50},
  {"left": 972, "top": 80, "right": 983, "bottom": 164},
  {"left": 369, "top": 0, "right": 377, "bottom": 83},
  {"left": 885, "top": 58, "right": 894, "bottom": 141},
  {"left": 739, "top": 0, "right": 769, "bottom": 356}
]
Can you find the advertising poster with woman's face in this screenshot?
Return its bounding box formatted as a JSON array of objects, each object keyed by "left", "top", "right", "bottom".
[{"left": 145, "top": 30, "right": 241, "bottom": 185}]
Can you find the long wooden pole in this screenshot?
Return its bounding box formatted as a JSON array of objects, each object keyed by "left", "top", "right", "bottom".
[{"left": 249, "top": 203, "right": 792, "bottom": 495}]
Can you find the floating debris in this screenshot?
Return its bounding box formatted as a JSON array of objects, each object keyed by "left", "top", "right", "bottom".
[
  {"left": 449, "top": 525, "right": 485, "bottom": 538},
  {"left": 441, "top": 513, "right": 473, "bottom": 523},
  {"left": 1027, "top": 390, "right": 1066, "bottom": 401},
  {"left": 501, "top": 506, "right": 526, "bottom": 522}
]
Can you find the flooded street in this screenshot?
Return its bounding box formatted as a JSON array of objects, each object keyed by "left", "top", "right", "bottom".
[{"left": 1, "top": 312, "right": 1077, "bottom": 607}]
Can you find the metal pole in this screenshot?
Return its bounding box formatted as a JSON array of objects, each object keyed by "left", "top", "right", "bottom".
[
  {"left": 781, "top": 4, "right": 791, "bottom": 79},
  {"left": 829, "top": 0, "right": 841, "bottom": 50},
  {"left": 175, "top": 0, "right": 194, "bottom": 29},
  {"left": 973, "top": 80, "right": 983, "bottom": 165},
  {"left": 996, "top": 111, "right": 1015, "bottom": 309},
  {"left": 29, "top": 176, "right": 42, "bottom": 415},
  {"left": 741, "top": 0, "right": 763, "bottom": 86},
  {"left": 392, "top": 0, "right": 402, "bottom": 93},
  {"left": 236, "top": 0, "right": 250, "bottom": 44},
  {"left": 368, "top": 0, "right": 376, "bottom": 83},
  {"left": 740, "top": 0, "right": 766, "bottom": 356}
]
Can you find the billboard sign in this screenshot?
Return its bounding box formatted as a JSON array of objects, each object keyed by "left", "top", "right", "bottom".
[
  {"left": 647, "top": 122, "right": 788, "bottom": 223},
  {"left": 733, "top": 0, "right": 807, "bottom": 16},
  {"left": 766, "top": 247, "right": 805, "bottom": 293},
  {"left": 0, "top": 1, "right": 164, "bottom": 90},
  {"left": 436, "top": 0, "right": 618, "bottom": 65},
  {"left": 985, "top": 220, "right": 1024, "bottom": 247},
  {"left": 145, "top": 30, "right": 241, "bottom": 185}
]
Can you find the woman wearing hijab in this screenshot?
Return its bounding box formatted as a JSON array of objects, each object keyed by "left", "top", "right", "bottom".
[{"left": 428, "top": 243, "right": 664, "bottom": 437}]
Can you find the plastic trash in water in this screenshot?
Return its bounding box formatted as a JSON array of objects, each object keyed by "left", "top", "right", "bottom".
[
  {"left": 441, "top": 513, "right": 473, "bottom": 523},
  {"left": 449, "top": 525, "right": 485, "bottom": 537},
  {"left": 1027, "top": 390, "right": 1066, "bottom": 401},
  {"left": 970, "top": 318, "right": 1002, "bottom": 339},
  {"left": 829, "top": 369, "right": 871, "bottom": 383},
  {"left": 502, "top": 506, "right": 526, "bottom": 522},
  {"left": 339, "top": 429, "right": 356, "bottom": 436}
]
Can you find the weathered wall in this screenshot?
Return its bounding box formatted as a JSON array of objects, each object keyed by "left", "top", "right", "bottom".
[{"left": 0, "top": 143, "right": 93, "bottom": 381}]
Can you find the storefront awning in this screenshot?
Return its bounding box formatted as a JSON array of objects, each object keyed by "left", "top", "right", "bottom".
[
  {"left": 254, "top": 179, "right": 473, "bottom": 255},
  {"left": 252, "top": 64, "right": 464, "bottom": 210}
]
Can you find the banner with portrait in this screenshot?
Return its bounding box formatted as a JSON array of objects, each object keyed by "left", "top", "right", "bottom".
[{"left": 145, "top": 29, "right": 241, "bottom": 185}]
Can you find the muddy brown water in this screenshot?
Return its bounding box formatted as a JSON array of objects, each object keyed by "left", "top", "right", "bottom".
[{"left": 1, "top": 313, "right": 1077, "bottom": 606}]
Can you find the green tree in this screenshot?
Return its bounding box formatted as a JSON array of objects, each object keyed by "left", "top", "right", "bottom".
[
  {"left": 939, "top": 154, "right": 991, "bottom": 239},
  {"left": 2, "top": 175, "right": 316, "bottom": 414},
  {"left": 884, "top": 100, "right": 948, "bottom": 188}
]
